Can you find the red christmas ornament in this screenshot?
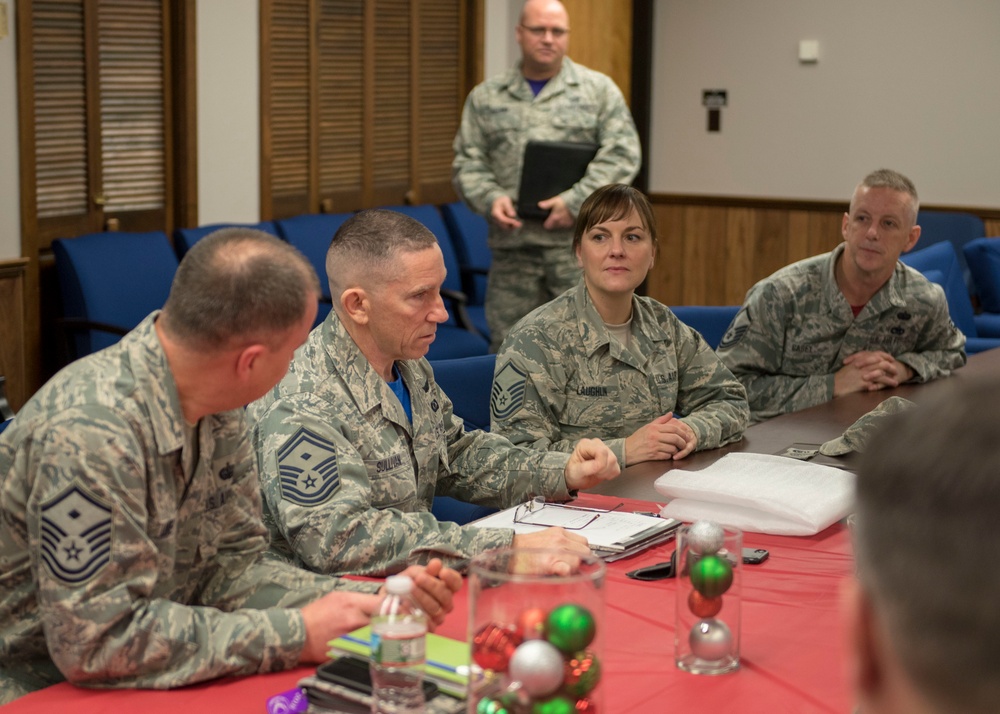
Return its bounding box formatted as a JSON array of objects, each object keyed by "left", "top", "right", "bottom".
[
  {"left": 574, "top": 696, "right": 599, "bottom": 713},
  {"left": 687, "top": 589, "right": 723, "bottom": 618},
  {"left": 518, "top": 607, "right": 548, "bottom": 640},
  {"left": 564, "top": 649, "right": 601, "bottom": 697},
  {"left": 472, "top": 622, "right": 523, "bottom": 672}
]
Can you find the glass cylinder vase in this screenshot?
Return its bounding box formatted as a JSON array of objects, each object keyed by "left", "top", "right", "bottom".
[
  {"left": 467, "top": 547, "right": 606, "bottom": 714},
  {"left": 674, "top": 522, "right": 742, "bottom": 675}
]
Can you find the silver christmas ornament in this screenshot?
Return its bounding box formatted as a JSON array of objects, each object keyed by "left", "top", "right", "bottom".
[
  {"left": 508, "top": 639, "right": 565, "bottom": 697},
  {"left": 687, "top": 520, "right": 725, "bottom": 555},
  {"left": 689, "top": 619, "right": 733, "bottom": 662}
]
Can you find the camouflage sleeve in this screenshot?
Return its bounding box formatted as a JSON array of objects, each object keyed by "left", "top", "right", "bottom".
[
  {"left": 560, "top": 77, "right": 641, "bottom": 217},
  {"left": 894, "top": 281, "right": 967, "bottom": 380},
  {"left": 254, "top": 394, "right": 534, "bottom": 577},
  {"left": 30, "top": 411, "right": 310, "bottom": 691},
  {"left": 717, "top": 283, "right": 835, "bottom": 420},
  {"left": 668, "top": 317, "right": 750, "bottom": 449},
  {"left": 452, "top": 89, "right": 507, "bottom": 217}
]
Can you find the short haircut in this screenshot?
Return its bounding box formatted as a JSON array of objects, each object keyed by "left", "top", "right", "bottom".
[
  {"left": 573, "top": 183, "right": 658, "bottom": 254},
  {"left": 325, "top": 208, "right": 438, "bottom": 298},
  {"left": 855, "top": 377, "right": 1000, "bottom": 714},
  {"left": 855, "top": 168, "right": 920, "bottom": 223},
  {"left": 161, "top": 227, "right": 319, "bottom": 350}
]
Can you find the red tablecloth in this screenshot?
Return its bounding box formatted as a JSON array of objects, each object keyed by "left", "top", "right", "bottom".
[{"left": 3, "top": 494, "right": 854, "bottom": 713}]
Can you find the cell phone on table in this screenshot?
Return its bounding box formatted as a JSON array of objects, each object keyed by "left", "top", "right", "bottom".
[
  {"left": 742, "top": 547, "right": 769, "bottom": 564},
  {"left": 316, "top": 655, "right": 439, "bottom": 700}
]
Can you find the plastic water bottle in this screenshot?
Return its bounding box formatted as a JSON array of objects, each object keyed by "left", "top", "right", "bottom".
[{"left": 370, "top": 575, "right": 428, "bottom": 713}]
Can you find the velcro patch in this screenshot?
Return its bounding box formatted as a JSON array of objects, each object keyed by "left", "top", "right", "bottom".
[
  {"left": 277, "top": 427, "right": 341, "bottom": 506},
  {"left": 491, "top": 361, "right": 528, "bottom": 421},
  {"left": 40, "top": 484, "right": 113, "bottom": 585}
]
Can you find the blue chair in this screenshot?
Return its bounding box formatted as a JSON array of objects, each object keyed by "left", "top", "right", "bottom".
[
  {"left": 52, "top": 231, "right": 179, "bottom": 361},
  {"left": 900, "top": 242, "right": 1000, "bottom": 354},
  {"left": 440, "top": 201, "right": 492, "bottom": 339},
  {"left": 384, "top": 205, "right": 489, "bottom": 359},
  {"left": 0, "top": 417, "right": 11, "bottom": 435},
  {"left": 669, "top": 305, "right": 741, "bottom": 350},
  {"left": 964, "top": 237, "right": 1000, "bottom": 314},
  {"left": 274, "top": 213, "right": 354, "bottom": 327},
  {"left": 173, "top": 221, "right": 280, "bottom": 258},
  {"left": 915, "top": 210, "right": 985, "bottom": 294},
  {"left": 0, "top": 375, "right": 13, "bottom": 422},
  {"left": 429, "top": 354, "right": 499, "bottom": 524}
]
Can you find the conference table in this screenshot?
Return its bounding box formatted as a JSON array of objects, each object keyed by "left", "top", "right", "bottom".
[{"left": 5, "top": 350, "right": 996, "bottom": 713}]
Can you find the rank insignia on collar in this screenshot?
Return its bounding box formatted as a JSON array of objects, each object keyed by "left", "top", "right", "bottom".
[{"left": 277, "top": 427, "right": 341, "bottom": 507}]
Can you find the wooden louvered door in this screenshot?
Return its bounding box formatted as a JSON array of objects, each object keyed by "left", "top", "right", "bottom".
[
  {"left": 19, "top": 0, "right": 172, "bottom": 244},
  {"left": 261, "top": 0, "right": 474, "bottom": 218}
]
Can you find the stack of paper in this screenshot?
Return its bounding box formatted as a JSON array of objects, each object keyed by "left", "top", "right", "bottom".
[
  {"left": 329, "top": 625, "right": 471, "bottom": 699},
  {"left": 653, "top": 452, "right": 855, "bottom": 535}
]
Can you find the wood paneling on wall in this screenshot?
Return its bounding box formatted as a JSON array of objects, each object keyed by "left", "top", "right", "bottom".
[
  {"left": 646, "top": 196, "right": 1000, "bottom": 308},
  {"left": 0, "top": 258, "right": 29, "bottom": 412},
  {"left": 561, "top": 0, "right": 631, "bottom": 101}
]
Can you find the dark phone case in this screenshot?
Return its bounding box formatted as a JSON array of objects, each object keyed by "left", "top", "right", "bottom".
[{"left": 316, "top": 655, "right": 439, "bottom": 700}]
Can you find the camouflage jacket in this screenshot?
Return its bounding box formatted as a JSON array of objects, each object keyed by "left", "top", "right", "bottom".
[
  {"left": 244, "top": 311, "right": 572, "bottom": 578},
  {"left": 0, "top": 313, "right": 372, "bottom": 702},
  {"left": 716, "top": 244, "right": 967, "bottom": 421},
  {"left": 491, "top": 283, "right": 749, "bottom": 466},
  {"left": 452, "top": 57, "right": 641, "bottom": 248}
]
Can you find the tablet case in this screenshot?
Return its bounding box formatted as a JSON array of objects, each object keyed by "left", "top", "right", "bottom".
[{"left": 517, "top": 140, "right": 599, "bottom": 220}]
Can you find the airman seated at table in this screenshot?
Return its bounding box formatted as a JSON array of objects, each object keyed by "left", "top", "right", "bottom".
[
  {"left": 246, "top": 209, "right": 621, "bottom": 579},
  {"left": 849, "top": 376, "right": 1000, "bottom": 714},
  {"left": 717, "top": 168, "right": 966, "bottom": 422},
  {"left": 0, "top": 228, "right": 460, "bottom": 705},
  {"left": 492, "top": 184, "right": 749, "bottom": 466}
]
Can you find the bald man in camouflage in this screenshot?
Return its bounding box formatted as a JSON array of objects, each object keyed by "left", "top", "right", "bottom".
[
  {"left": 0, "top": 229, "right": 459, "bottom": 703},
  {"left": 717, "top": 169, "right": 966, "bottom": 422}
]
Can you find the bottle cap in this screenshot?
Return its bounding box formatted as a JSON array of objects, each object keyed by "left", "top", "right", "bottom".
[{"left": 385, "top": 574, "right": 414, "bottom": 595}]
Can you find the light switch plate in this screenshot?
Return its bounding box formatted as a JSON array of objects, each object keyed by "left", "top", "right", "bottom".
[{"left": 799, "top": 39, "right": 819, "bottom": 63}]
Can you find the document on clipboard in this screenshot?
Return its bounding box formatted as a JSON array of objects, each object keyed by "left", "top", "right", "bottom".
[{"left": 469, "top": 498, "right": 681, "bottom": 560}]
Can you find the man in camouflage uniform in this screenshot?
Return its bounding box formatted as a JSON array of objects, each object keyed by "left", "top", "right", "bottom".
[
  {"left": 452, "top": 0, "right": 641, "bottom": 351},
  {"left": 491, "top": 184, "right": 748, "bottom": 466},
  {"left": 0, "top": 229, "right": 459, "bottom": 703},
  {"left": 717, "top": 169, "right": 966, "bottom": 422},
  {"left": 246, "top": 209, "right": 621, "bottom": 578}
]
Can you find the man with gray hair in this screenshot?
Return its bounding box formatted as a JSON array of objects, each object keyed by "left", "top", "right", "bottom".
[
  {"left": 0, "top": 228, "right": 459, "bottom": 703},
  {"left": 717, "top": 168, "right": 966, "bottom": 421},
  {"left": 848, "top": 376, "right": 1000, "bottom": 713},
  {"left": 247, "top": 209, "right": 621, "bottom": 578}
]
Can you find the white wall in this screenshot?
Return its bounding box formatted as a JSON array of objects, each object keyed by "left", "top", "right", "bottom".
[
  {"left": 650, "top": 0, "right": 1000, "bottom": 208},
  {"left": 196, "top": 0, "right": 260, "bottom": 224},
  {"left": 0, "top": 1, "right": 20, "bottom": 259}
]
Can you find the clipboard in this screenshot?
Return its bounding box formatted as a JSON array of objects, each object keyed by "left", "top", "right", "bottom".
[{"left": 516, "top": 140, "right": 599, "bottom": 220}]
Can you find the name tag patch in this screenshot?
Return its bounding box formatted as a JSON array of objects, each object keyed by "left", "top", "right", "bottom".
[
  {"left": 277, "top": 427, "right": 341, "bottom": 506},
  {"left": 40, "top": 483, "right": 113, "bottom": 585}
]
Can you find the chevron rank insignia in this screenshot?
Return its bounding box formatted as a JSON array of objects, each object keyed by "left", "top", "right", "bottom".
[
  {"left": 40, "top": 483, "right": 113, "bottom": 585},
  {"left": 491, "top": 361, "right": 528, "bottom": 421},
  {"left": 718, "top": 307, "right": 750, "bottom": 350},
  {"left": 277, "top": 427, "right": 341, "bottom": 506}
]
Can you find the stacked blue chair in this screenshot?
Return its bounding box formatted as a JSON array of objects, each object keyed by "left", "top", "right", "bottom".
[
  {"left": 669, "top": 305, "right": 742, "bottom": 350},
  {"left": 274, "top": 213, "right": 354, "bottom": 327},
  {"left": 915, "top": 210, "right": 985, "bottom": 294},
  {"left": 899, "top": 242, "right": 1000, "bottom": 354},
  {"left": 52, "top": 231, "right": 179, "bottom": 362},
  {"left": 963, "top": 237, "right": 1000, "bottom": 325},
  {"left": 429, "top": 354, "right": 499, "bottom": 524},
  {"left": 174, "top": 221, "right": 280, "bottom": 257},
  {"left": 384, "top": 204, "right": 489, "bottom": 359},
  {"left": 440, "top": 201, "right": 492, "bottom": 339}
]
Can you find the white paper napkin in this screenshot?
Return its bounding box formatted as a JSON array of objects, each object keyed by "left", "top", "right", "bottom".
[{"left": 653, "top": 452, "right": 855, "bottom": 535}]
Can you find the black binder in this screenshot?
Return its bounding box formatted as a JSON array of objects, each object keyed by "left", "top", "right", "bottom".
[{"left": 516, "top": 140, "right": 599, "bottom": 220}]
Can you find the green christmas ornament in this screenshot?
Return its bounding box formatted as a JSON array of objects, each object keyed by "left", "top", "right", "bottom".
[
  {"left": 477, "top": 698, "right": 507, "bottom": 714},
  {"left": 690, "top": 554, "right": 733, "bottom": 598},
  {"left": 545, "top": 603, "right": 596, "bottom": 653},
  {"left": 564, "top": 649, "right": 602, "bottom": 696},
  {"left": 532, "top": 694, "right": 576, "bottom": 714}
]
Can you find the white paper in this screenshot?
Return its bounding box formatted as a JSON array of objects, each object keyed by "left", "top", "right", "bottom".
[{"left": 653, "top": 452, "right": 855, "bottom": 535}]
